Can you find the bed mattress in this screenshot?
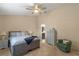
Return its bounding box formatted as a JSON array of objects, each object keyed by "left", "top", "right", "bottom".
[{"left": 10, "top": 35, "right": 30, "bottom": 46}]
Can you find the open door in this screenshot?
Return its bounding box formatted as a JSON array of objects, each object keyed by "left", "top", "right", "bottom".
[{"left": 41, "top": 24, "right": 46, "bottom": 39}]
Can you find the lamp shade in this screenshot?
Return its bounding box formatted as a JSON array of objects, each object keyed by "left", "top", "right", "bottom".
[{"left": 0, "top": 32, "right": 7, "bottom": 36}]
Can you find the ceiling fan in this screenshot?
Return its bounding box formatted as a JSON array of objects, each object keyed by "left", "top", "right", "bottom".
[{"left": 25, "top": 3, "right": 47, "bottom": 14}]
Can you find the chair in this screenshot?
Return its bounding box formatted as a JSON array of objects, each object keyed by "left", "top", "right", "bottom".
[{"left": 56, "top": 39, "right": 72, "bottom": 53}]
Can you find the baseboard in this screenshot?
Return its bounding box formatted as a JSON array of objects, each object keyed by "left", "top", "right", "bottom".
[{"left": 71, "top": 47, "right": 79, "bottom": 51}]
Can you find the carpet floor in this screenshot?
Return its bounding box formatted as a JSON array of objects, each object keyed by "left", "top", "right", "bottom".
[{"left": 0, "top": 40, "right": 79, "bottom": 56}]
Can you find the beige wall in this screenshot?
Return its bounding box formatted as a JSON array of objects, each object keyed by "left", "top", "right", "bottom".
[
  {"left": 0, "top": 16, "right": 4, "bottom": 31},
  {"left": 0, "top": 16, "right": 37, "bottom": 35},
  {"left": 38, "top": 5, "right": 79, "bottom": 50},
  {"left": 0, "top": 17, "right": 2, "bottom": 31}
]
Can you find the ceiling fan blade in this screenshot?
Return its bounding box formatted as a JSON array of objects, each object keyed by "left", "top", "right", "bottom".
[
  {"left": 26, "top": 8, "right": 32, "bottom": 10},
  {"left": 41, "top": 7, "right": 46, "bottom": 10}
]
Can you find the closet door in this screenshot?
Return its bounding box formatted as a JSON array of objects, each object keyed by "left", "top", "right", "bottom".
[
  {"left": 47, "top": 30, "right": 51, "bottom": 44},
  {"left": 50, "top": 29, "right": 54, "bottom": 45},
  {"left": 47, "top": 28, "right": 57, "bottom": 46}
]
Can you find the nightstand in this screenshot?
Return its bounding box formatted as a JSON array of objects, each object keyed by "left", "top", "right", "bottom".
[{"left": 0, "top": 32, "right": 8, "bottom": 49}]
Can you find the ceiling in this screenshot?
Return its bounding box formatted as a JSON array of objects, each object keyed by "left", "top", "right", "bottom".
[{"left": 0, "top": 3, "right": 64, "bottom": 16}]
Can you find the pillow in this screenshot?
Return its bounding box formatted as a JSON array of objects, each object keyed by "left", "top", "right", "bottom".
[
  {"left": 24, "top": 31, "right": 30, "bottom": 35},
  {"left": 21, "top": 32, "right": 26, "bottom": 36},
  {"left": 16, "top": 32, "right": 22, "bottom": 36},
  {"left": 10, "top": 32, "right": 17, "bottom": 37},
  {"left": 63, "top": 40, "right": 69, "bottom": 44}
]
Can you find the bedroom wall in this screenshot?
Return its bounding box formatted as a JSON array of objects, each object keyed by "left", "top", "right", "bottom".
[
  {"left": 0, "top": 16, "right": 4, "bottom": 32},
  {"left": 0, "top": 17, "right": 2, "bottom": 31},
  {"left": 38, "top": 4, "right": 79, "bottom": 50},
  {"left": 0, "top": 16, "right": 38, "bottom": 35}
]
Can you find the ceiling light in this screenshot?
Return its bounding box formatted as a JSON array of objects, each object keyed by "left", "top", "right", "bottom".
[
  {"left": 26, "top": 3, "right": 46, "bottom": 14},
  {"left": 34, "top": 9, "right": 39, "bottom": 13}
]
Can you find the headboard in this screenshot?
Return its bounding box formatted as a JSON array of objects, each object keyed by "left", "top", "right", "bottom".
[
  {"left": 8, "top": 31, "right": 31, "bottom": 37},
  {"left": 8, "top": 31, "right": 22, "bottom": 37}
]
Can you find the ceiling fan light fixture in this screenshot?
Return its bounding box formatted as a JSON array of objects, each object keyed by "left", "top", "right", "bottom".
[
  {"left": 34, "top": 9, "right": 39, "bottom": 13},
  {"left": 35, "top": 5, "right": 38, "bottom": 9},
  {"left": 26, "top": 3, "right": 46, "bottom": 15}
]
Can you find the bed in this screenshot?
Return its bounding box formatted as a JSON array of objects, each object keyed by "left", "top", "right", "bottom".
[{"left": 8, "top": 31, "right": 40, "bottom": 56}]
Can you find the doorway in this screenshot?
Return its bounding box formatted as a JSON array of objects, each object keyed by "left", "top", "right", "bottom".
[{"left": 41, "top": 24, "right": 46, "bottom": 39}]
